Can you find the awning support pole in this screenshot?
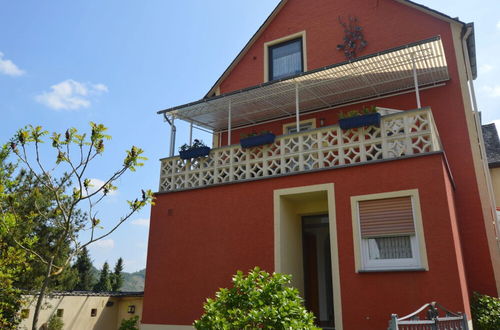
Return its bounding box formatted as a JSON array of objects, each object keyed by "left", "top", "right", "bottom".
[
  {"left": 295, "top": 83, "right": 300, "bottom": 132},
  {"left": 163, "top": 113, "right": 176, "bottom": 157},
  {"left": 189, "top": 122, "right": 193, "bottom": 146},
  {"left": 411, "top": 53, "right": 422, "bottom": 109},
  {"left": 228, "top": 100, "right": 232, "bottom": 145}
]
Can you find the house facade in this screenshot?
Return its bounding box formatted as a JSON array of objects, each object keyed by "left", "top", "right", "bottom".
[{"left": 142, "top": 1, "right": 500, "bottom": 329}]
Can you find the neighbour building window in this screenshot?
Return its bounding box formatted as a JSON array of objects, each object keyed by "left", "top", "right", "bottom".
[
  {"left": 56, "top": 309, "right": 64, "bottom": 317},
  {"left": 268, "top": 37, "right": 303, "bottom": 81},
  {"left": 90, "top": 308, "right": 97, "bottom": 317},
  {"left": 351, "top": 190, "right": 428, "bottom": 272}
]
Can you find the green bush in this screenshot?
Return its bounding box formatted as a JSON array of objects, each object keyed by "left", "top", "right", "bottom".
[
  {"left": 194, "top": 267, "right": 319, "bottom": 329},
  {"left": 119, "top": 315, "right": 140, "bottom": 330},
  {"left": 471, "top": 292, "right": 500, "bottom": 330},
  {"left": 47, "top": 315, "right": 64, "bottom": 330}
]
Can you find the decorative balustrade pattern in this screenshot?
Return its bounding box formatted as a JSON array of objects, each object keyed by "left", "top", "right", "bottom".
[{"left": 159, "top": 108, "right": 441, "bottom": 192}]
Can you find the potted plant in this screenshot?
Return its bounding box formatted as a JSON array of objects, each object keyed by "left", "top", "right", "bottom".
[
  {"left": 179, "top": 139, "right": 211, "bottom": 160},
  {"left": 240, "top": 131, "right": 276, "bottom": 148},
  {"left": 338, "top": 106, "right": 381, "bottom": 130}
]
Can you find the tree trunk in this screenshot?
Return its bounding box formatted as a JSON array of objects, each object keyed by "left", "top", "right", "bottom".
[{"left": 32, "top": 258, "right": 53, "bottom": 330}]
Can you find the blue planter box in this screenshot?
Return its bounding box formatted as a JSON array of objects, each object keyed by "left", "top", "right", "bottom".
[
  {"left": 240, "top": 133, "right": 276, "bottom": 148},
  {"left": 179, "top": 146, "right": 211, "bottom": 160},
  {"left": 339, "top": 113, "right": 381, "bottom": 130}
]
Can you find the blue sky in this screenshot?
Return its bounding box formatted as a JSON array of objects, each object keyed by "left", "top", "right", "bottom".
[{"left": 1, "top": 0, "right": 499, "bottom": 272}]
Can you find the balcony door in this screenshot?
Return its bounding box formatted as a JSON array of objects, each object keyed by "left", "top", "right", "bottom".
[{"left": 302, "top": 215, "right": 334, "bottom": 329}]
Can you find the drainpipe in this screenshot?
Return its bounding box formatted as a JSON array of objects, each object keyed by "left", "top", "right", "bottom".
[
  {"left": 163, "top": 113, "right": 176, "bottom": 157},
  {"left": 461, "top": 25, "right": 500, "bottom": 243}
]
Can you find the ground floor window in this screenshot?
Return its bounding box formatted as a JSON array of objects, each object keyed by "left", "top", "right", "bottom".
[{"left": 351, "top": 190, "right": 428, "bottom": 272}]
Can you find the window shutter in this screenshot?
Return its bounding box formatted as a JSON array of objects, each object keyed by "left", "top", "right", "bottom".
[{"left": 359, "top": 196, "right": 415, "bottom": 238}]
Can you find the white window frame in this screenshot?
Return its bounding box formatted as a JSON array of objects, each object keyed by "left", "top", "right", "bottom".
[{"left": 351, "top": 189, "right": 429, "bottom": 272}]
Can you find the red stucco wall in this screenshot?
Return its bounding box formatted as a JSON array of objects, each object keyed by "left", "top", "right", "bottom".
[
  {"left": 143, "top": 154, "right": 470, "bottom": 329},
  {"left": 213, "top": 0, "right": 496, "bottom": 297}
]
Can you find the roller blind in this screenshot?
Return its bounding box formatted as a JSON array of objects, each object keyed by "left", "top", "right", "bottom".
[{"left": 359, "top": 196, "right": 415, "bottom": 238}]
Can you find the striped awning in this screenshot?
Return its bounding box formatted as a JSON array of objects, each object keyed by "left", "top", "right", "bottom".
[{"left": 158, "top": 36, "right": 449, "bottom": 131}]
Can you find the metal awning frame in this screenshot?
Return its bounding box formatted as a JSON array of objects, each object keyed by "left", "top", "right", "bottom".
[{"left": 160, "top": 36, "right": 449, "bottom": 155}]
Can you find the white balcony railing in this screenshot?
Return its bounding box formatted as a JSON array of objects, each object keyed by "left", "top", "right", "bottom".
[{"left": 159, "top": 107, "right": 441, "bottom": 192}]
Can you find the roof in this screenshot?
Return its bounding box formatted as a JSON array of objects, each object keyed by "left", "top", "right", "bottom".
[
  {"left": 482, "top": 123, "right": 500, "bottom": 168},
  {"left": 23, "top": 291, "right": 144, "bottom": 298},
  {"left": 204, "top": 0, "right": 474, "bottom": 98},
  {"left": 159, "top": 37, "right": 449, "bottom": 131}
]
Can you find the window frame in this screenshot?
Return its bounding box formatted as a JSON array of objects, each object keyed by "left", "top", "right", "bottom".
[
  {"left": 351, "top": 189, "right": 428, "bottom": 272},
  {"left": 264, "top": 31, "right": 307, "bottom": 82},
  {"left": 283, "top": 118, "right": 316, "bottom": 134}
]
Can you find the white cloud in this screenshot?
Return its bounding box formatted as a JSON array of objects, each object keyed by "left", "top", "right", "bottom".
[
  {"left": 497, "top": 21, "right": 500, "bottom": 30},
  {"left": 131, "top": 218, "right": 149, "bottom": 227},
  {"left": 479, "top": 64, "right": 494, "bottom": 74},
  {"left": 482, "top": 85, "right": 500, "bottom": 98},
  {"left": 83, "top": 178, "right": 117, "bottom": 196},
  {"left": 92, "top": 239, "right": 115, "bottom": 249},
  {"left": 35, "top": 79, "right": 108, "bottom": 110},
  {"left": 0, "top": 52, "right": 25, "bottom": 76}
]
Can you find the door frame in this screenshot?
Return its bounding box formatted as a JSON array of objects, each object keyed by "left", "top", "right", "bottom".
[{"left": 273, "top": 183, "right": 342, "bottom": 330}]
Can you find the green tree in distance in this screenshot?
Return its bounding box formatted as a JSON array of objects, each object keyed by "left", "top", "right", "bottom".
[
  {"left": 0, "top": 146, "right": 32, "bottom": 329},
  {"left": 73, "top": 246, "right": 95, "bottom": 291},
  {"left": 94, "top": 261, "right": 112, "bottom": 292},
  {"left": 4, "top": 123, "right": 154, "bottom": 330},
  {"left": 111, "top": 257, "right": 124, "bottom": 292}
]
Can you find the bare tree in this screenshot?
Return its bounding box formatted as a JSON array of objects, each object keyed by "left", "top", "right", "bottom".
[{"left": 5, "top": 123, "right": 154, "bottom": 330}]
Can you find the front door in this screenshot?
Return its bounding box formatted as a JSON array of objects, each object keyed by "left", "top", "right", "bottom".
[{"left": 302, "top": 215, "right": 334, "bottom": 329}]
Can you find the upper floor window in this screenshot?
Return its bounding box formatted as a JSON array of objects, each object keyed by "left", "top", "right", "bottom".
[{"left": 268, "top": 37, "right": 303, "bottom": 81}]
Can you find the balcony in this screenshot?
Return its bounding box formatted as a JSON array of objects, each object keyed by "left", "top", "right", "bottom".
[{"left": 159, "top": 107, "right": 441, "bottom": 192}]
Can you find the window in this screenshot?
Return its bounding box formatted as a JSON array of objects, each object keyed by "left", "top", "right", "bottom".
[
  {"left": 283, "top": 119, "right": 316, "bottom": 134},
  {"left": 351, "top": 190, "right": 428, "bottom": 272},
  {"left": 268, "top": 37, "right": 304, "bottom": 81},
  {"left": 56, "top": 309, "right": 64, "bottom": 317},
  {"left": 90, "top": 308, "right": 97, "bottom": 317},
  {"left": 127, "top": 305, "right": 136, "bottom": 314}
]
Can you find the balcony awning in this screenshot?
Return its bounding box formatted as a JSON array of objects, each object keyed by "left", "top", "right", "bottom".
[{"left": 158, "top": 36, "right": 449, "bottom": 131}]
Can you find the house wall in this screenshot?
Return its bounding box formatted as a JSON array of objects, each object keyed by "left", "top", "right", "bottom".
[
  {"left": 490, "top": 167, "right": 500, "bottom": 207},
  {"left": 210, "top": 0, "right": 499, "bottom": 296},
  {"left": 143, "top": 153, "right": 470, "bottom": 330},
  {"left": 18, "top": 294, "right": 143, "bottom": 330}
]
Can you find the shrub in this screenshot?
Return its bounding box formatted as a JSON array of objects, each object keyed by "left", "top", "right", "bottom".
[
  {"left": 47, "top": 315, "right": 64, "bottom": 330},
  {"left": 193, "top": 267, "right": 319, "bottom": 329},
  {"left": 471, "top": 292, "right": 500, "bottom": 330},
  {"left": 119, "top": 315, "right": 140, "bottom": 330}
]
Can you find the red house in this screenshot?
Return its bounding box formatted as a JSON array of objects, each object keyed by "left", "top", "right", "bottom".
[{"left": 142, "top": 1, "right": 500, "bottom": 329}]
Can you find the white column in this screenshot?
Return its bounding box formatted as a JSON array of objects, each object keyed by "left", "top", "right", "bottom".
[
  {"left": 228, "top": 100, "right": 232, "bottom": 145},
  {"left": 189, "top": 122, "right": 193, "bottom": 146},
  {"left": 411, "top": 53, "right": 422, "bottom": 109},
  {"left": 295, "top": 83, "right": 300, "bottom": 132}
]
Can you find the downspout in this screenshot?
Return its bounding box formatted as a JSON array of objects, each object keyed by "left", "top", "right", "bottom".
[
  {"left": 461, "top": 25, "right": 500, "bottom": 244},
  {"left": 163, "top": 113, "right": 176, "bottom": 157}
]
